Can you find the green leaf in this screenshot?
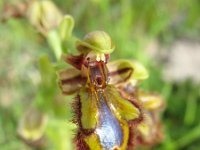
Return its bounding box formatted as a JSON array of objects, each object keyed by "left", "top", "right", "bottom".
[
  {"left": 46, "top": 119, "right": 76, "bottom": 150},
  {"left": 38, "top": 55, "right": 55, "bottom": 88}
]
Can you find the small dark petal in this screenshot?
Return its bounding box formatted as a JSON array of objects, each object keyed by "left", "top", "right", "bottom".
[
  {"left": 63, "top": 54, "right": 84, "bottom": 70},
  {"left": 58, "top": 68, "right": 86, "bottom": 95}
]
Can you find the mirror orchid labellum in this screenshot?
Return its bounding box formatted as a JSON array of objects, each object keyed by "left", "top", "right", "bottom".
[{"left": 58, "top": 31, "right": 165, "bottom": 150}]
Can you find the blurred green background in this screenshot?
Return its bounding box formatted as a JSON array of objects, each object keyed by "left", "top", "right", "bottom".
[{"left": 0, "top": 0, "right": 200, "bottom": 150}]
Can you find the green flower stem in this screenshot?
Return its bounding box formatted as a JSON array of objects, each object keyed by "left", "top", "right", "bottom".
[
  {"left": 0, "top": 118, "right": 4, "bottom": 143},
  {"left": 61, "top": 35, "right": 79, "bottom": 54},
  {"left": 46, "top": 119, "right": 76, "bottom": 150},
  {"left": 162, "top": 82, "right": 173, "bottom": 101},
  {"left": 159, "top": 127, "right": 176, "bottom": 150},
  {"left": 184, "top": 91, "right": 198, "bottom": 126}
]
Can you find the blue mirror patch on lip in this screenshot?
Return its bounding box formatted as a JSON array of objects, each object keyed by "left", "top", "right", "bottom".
[{"left": 95, "top": 92, "right": 123, "bottom": 150}]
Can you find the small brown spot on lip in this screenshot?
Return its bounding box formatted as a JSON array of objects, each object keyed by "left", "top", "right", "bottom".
[
  {"left": 96, "top": 76, "right": 103, "bottom": 85},
  {"left": 64, "top": 54, "right": 84, "bottom": 70}
]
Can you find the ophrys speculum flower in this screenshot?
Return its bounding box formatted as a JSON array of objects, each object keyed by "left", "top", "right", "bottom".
[{"left": 58, "top": 31, "right": 164, "bottom": 150}]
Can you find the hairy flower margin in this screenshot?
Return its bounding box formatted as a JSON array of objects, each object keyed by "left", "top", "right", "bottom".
[{"left": 59, "top": 31, "right": 165, "bottom": 149}]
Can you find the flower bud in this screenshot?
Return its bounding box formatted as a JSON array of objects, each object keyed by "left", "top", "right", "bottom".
[
  {"left": 27, "top": 0, "right": 63, "bottom": 35},
  {"left": 17, "top": 108, "right": 48, "bottom": 146}
]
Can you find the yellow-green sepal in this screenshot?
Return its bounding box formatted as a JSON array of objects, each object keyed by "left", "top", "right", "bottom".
[
  {"left": 138, "top": 90, "right": 164, "bottom": 111},
  {"left": 76, "top": 31, "right": 115, "bottom": 54}
]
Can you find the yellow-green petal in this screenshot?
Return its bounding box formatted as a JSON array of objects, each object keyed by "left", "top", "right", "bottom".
[{"left": 107, "top": 59, "right": 149, "bottom": 85}]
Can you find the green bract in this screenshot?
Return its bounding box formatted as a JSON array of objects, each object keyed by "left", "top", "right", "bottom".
[
  {"left": 58, "top": 15, "right": 74, "bottom": 41},
  {"left": 76, "top": 31, "right": 115, "bottom": 54}
]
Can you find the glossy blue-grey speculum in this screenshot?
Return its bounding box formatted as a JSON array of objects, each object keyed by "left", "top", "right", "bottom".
[{"left": 95, "top": 92, "right": 123, "bottom": 150}]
